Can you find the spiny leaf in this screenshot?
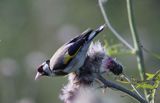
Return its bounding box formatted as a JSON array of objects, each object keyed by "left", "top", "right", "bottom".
[
  {"left": 135, "top": 79, "right": 160, "bottom": 89},
  {"left": 136, "top": 81, "right": 156, "bottom": 89},
  {"left": 146, "top": 73, "right": 155, "bottom": 80},
  {"left": 145, "top": 70, "right": 160, "bottom": 81}
]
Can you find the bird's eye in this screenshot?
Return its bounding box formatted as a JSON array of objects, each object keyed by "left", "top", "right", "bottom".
[{"left": 37, "top": 66, "right": 44, "bottom": 73}]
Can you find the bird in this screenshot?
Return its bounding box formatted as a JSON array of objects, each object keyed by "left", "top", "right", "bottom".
[{"left": 35, "top": 24, "right": 105, "bottom": 80}]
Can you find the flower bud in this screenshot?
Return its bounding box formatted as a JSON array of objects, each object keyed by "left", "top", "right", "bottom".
[{"left": 102, "top": 57, "right": 123, "bottom": 75}]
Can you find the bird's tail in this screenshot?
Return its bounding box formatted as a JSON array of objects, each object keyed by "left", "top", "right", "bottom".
[{"left": 87, "top": 24, "right": 106, "bottom": 42}]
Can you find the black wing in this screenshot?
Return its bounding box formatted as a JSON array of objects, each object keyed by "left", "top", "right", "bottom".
[
  {"left": 67, "top": 28, "right": 93, "bottom": 44},
  {"left": 67, "top": 28, "right": 93, "bottom": 56},
  {"left": 66, "top": 25, "right": 105, "bottom": 58}
]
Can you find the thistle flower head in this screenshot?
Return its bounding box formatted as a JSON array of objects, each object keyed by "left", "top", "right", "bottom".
[{"left": 102, "top": 57, "right": 123, "bottom": 75}]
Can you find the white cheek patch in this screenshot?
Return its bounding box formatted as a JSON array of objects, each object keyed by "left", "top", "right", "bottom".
[
  {"left": 43, "top": 64, "right": 48, "bottom": 72},
  {"left": 42, "top": 63, "right": 52, "bottom": 76},
  {"left": 43, "top": 64, "right": 48, "bottom": 70},
  {"left": 43, "top": 64, "right": 48, "bottom": 71}
]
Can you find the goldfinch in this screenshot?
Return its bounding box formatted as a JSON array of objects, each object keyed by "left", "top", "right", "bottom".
[{"left": 35, "top": 25, "right": 105, "bottom": 80}]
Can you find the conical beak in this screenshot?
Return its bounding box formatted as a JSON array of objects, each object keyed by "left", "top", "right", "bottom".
[{"left": 35, "top": 72, "right": 42, "bottom": 80}]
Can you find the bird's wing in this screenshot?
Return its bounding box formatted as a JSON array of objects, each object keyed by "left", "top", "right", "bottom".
[
  {"left": 67, "top": 28, "right": 93, "bottom": 44},
  {"left": 63, "top": 29, "right": 93, "bottom": 64},
  {"left": 67, "top": 24, "right": 105, "bottom": 45},
  {"left": 63, "top": 38, "right": 85, "bottom": 64},
  {"left": 50, "top": 29, "right": 93, "bottom": 70},
  {"left": 63, "top": 24, "right": 105, "bottom": 64}
]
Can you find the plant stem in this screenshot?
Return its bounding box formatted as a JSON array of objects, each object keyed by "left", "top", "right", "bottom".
[
  {"left": 97, "top": 75, "right": 148, "bottom": 103},
  {"left": 98, "top": 0, "right": 149, "bottom": 102},
  {"left": 124, "top": 75, "right": 143, "bottom": 99},
  {"left": 126, "top": 0, "right": 146, "bottom": 80},
  {"left": 126, "top": 0, "right": 148, "bottom": 101},
  {"left": 98, "top": 0, "right": 134, "bottom": 51},
  {"left": 150, "top": 89, "right": 156, "bottom": 103}
]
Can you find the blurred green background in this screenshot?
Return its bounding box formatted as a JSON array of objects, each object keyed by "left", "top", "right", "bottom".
[{"left": 0, "top": 0, "right": 160, "bottom": 103}]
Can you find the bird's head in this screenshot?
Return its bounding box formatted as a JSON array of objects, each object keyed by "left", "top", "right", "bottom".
[{"left": 35, "top": 60, "right": 52, "bottom": 80}]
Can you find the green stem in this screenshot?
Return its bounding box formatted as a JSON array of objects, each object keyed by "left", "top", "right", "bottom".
[
  {"left": 98, "top": 0, "right": 134, "bottom": 51},
  {"left": 150, "top": 89, "right": 156, "bottom": 103},
  {"left": 126, "top": 0, "right": 148, "bottom": 101}
]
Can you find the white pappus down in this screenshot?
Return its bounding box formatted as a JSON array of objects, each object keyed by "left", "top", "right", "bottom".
[
  {"left": 87, "top": 41, "right": 108, "bottom": 73},
  {"left": 72, "top": 87, "right": 106, "bottom": 103},
  {"left": 88, "top": 41, "right": 106, "bottom": 57}
]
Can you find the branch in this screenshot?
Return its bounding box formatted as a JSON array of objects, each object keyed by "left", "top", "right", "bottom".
[
  {"left": 126, "top": 0, "right": 148, "bottom": 101},
  {"left": 96, "top": 74, "right": 148, "bottom": 103},
  {"left": 98, "top": 0, "right": 134, "bottom": 51}
]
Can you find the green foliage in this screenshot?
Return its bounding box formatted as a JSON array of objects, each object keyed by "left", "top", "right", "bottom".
[
  {"left": 138, "top": 70, "right": 160, "bottom": 89},
  {"left": 117, "top": 70, "right": 160, "bottom": 90},
  {"left": 104, "top": 40, "right": 133, "bottom": 56}
]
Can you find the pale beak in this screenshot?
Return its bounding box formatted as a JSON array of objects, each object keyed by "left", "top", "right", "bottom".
[{"left": 35, "top": 72, "right": 42, "bottom": 80}]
